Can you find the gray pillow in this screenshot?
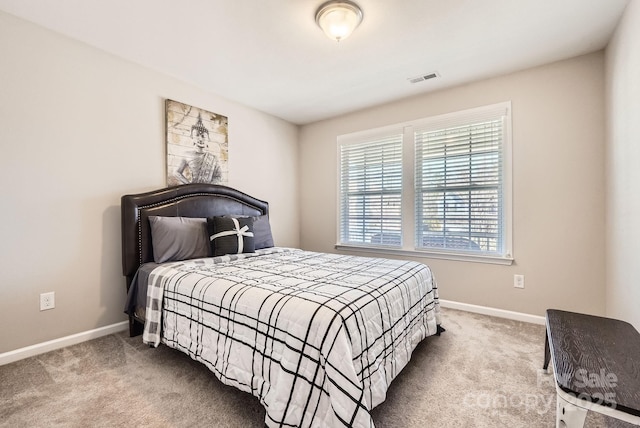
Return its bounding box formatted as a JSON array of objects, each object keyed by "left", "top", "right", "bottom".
[
  {"left": 252, "top": 215, "right": 274, "bottom": 249},
  {"left": 223, "top": 214, "right": 274, "bottom": 249},
  {"left": 148, "top": 216, "right": 211, "bottom": 263}
]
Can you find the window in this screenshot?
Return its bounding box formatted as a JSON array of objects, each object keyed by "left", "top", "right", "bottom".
[
  {"left": 337, "top": 102, "right": 512, "bottom": 264},
  {"left": 339, "top": 131, "right": 404, "bottom": 247}
]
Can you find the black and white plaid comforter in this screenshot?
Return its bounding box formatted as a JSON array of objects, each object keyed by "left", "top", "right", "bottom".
[{"left": 143, "top": 248, "right": 440, "bottom": 428}]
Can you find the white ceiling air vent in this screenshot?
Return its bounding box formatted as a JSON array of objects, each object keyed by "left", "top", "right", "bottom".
[{"left": 408, "top": 72, "right": 439, "bottom": 84}]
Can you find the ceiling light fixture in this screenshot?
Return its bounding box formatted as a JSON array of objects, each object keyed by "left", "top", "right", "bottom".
[{"left": 315, "top": 0, "right": 363, "bottom": 42}]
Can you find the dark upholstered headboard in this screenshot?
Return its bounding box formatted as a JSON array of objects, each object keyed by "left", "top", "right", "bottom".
[{"left": 121, "top": 183, "right": 268, "bottom": 286}]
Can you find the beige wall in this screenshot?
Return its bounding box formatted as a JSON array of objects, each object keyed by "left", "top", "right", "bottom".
[
  {"left": 300, "top": 52, "right": 606, "bottom": 318},
  {"left": 3, "top": 5, "right": 629, "bottom": 355},
  {"left": 0, "top": 11, "right": 299, "bottom": 354},
  {"left": 605, "top": 1, "right": 640, "bottom": 330}
]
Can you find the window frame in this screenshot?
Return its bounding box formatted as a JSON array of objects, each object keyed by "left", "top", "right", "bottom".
[
  {"left": 338, "top": 127, "right": 404, "bottom": 249},
  {"left": 336, "top": 102, "right": 513, "bottom": 265}
]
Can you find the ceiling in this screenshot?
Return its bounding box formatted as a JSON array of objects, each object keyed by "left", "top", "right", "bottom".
[{"left": 0, "top": 0, "right": 630, "bottom": 125}]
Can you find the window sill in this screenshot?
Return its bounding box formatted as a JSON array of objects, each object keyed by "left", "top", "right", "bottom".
[{"left": 334, "top": 244, "right": 514, "bottom": 265}]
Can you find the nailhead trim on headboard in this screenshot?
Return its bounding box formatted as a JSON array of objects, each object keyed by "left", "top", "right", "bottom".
[{"left": 135, "top": 193, "right": 264, "bottom": 266}]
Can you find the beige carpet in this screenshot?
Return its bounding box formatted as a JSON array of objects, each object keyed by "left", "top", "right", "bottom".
[{"left": 0, "top": 308, "right": 632, "bottom": 427}]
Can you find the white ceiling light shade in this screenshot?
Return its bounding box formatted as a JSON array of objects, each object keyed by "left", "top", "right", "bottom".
[{"left": 315, "top": 0, "right": 363, "bottom": 42}]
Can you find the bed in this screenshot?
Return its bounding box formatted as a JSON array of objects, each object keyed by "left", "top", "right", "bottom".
[{"left": 121, "top": 183, "right": 442, "bottom": 428}]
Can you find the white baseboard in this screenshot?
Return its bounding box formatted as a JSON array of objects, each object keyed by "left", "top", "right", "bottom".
[
  {"left": 0, "top": 321, "right": 129, "bottom": 366},
  {"left": 0, "top": 303, "right": 543, "bottom": 366},
  {"left": 439, "top": 299, "right": 546, "bottom": 325}
]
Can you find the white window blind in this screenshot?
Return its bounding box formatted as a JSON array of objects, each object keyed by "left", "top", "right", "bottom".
[
  {"left": 339, "top": 134, "right": 403, "bottom": 247},
  {"left": 415, "top": 115, "right": 505, "bottom": 255},
  {"left": 337, "top": 102, "right": 512, "bottom": 263}
]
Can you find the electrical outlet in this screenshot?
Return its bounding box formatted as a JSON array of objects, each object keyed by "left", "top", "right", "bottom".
[
  {"left": 514, "top": 274, "right": 525, "bottom": 289},
  {"left": 40, "top": 292, "right": 55, "bottom": 311}
]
